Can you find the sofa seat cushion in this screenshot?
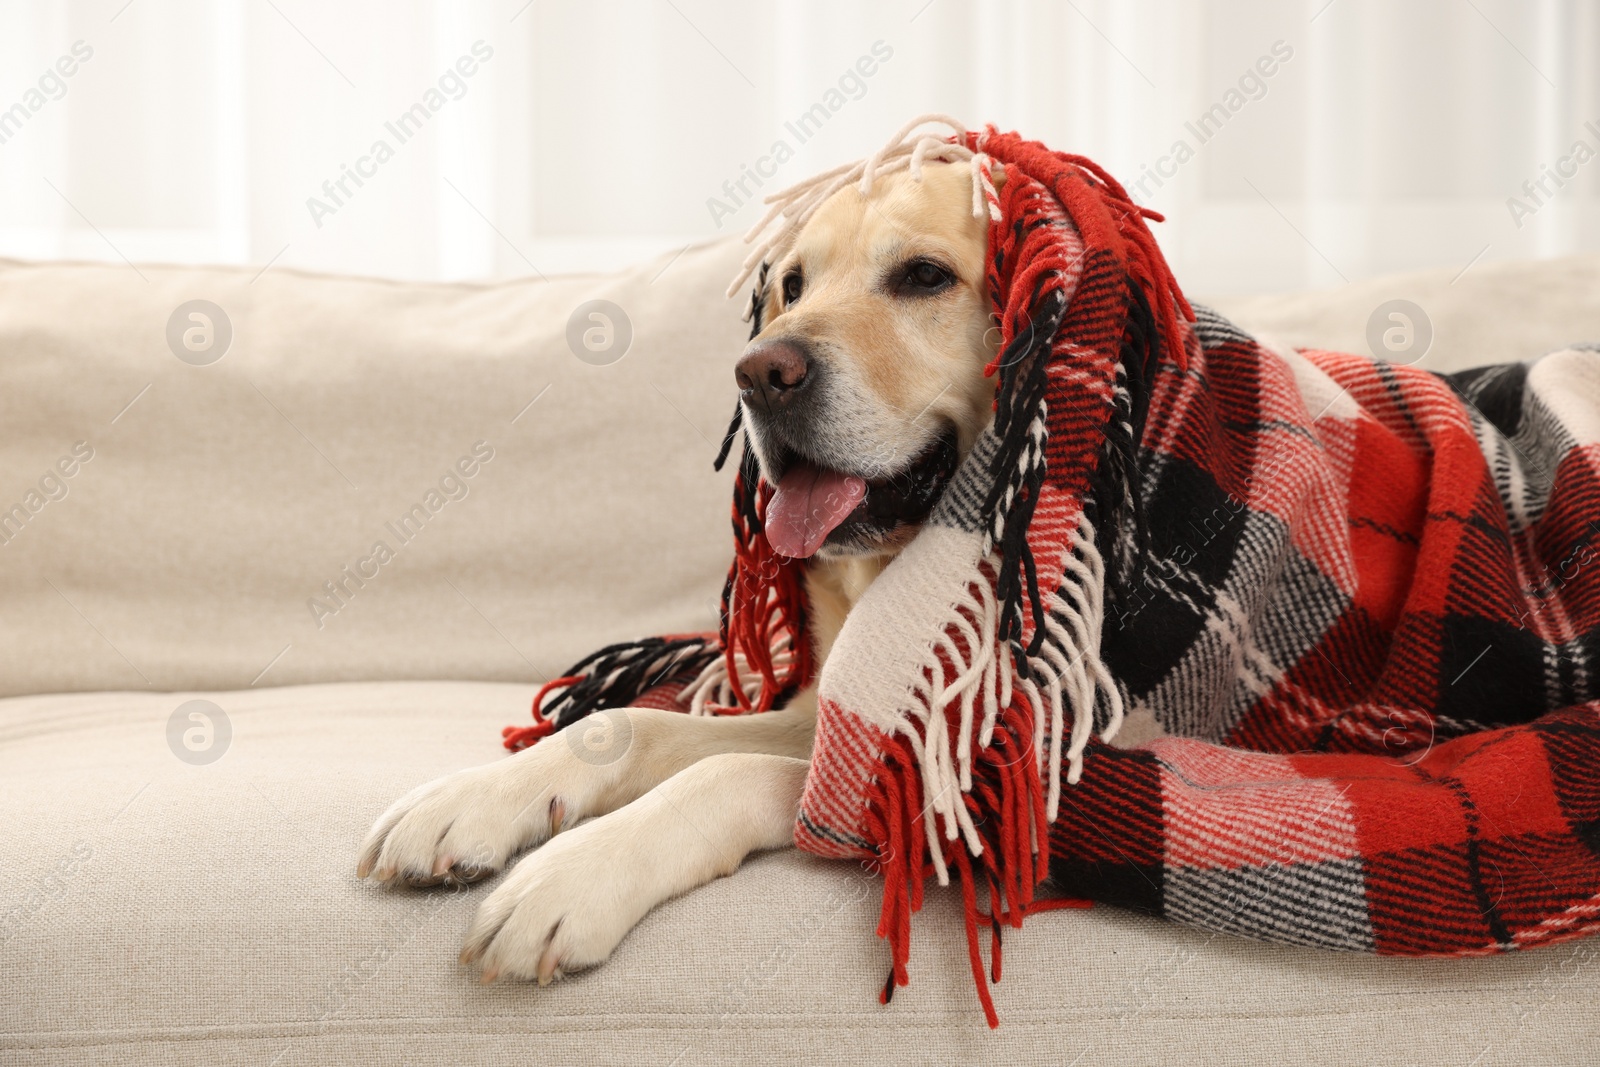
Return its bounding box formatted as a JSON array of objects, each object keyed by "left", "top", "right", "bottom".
[{"left": 3, "top": 681, "right": 1596, "bottom": 1065}]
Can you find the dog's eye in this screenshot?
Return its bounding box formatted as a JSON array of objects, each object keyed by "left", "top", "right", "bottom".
[
  {"left": 781, "top": 270, "right": 803, "bottom": 305},
  {"left": 899, "top": 259, "right": 955, "bottom": 294}
]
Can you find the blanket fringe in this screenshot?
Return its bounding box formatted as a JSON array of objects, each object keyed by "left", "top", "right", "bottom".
[
  {"left": 714, "top": 447, "right": 814, "bottom": 711},
  {"left": 865, "top": 696, "right": 1071, "bottom": 1029},
  {"left": 727, "top": 113, "right": 1002, "bottom": 307},
  {"left": 858, "top": 508, "right": 1119, "bottom": 1025},
  {"left": 678, "top": 624, "right": 797, "bottom": 715},
  {"left": 502, "top": 634, "right": 721, "bottom": 751},
  {"left": 899, "top": 511, "right": 1124, "bottom": 869}
]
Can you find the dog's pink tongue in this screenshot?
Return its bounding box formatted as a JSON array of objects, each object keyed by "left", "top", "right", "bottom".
[{"left": 765, "top": 464, "right": 867, "bottom": 558}]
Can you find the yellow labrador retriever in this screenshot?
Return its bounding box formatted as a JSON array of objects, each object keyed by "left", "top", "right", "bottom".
[{"left": 357, "top": 161, "right": 1002, "bottom": 984}]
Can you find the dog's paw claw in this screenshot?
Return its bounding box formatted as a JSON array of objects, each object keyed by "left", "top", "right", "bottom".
[
  {"left": 355, "top": 743, "right": 621, "bottom": 890},
  {"left": 460, "top": 818, "right": 649, "bottom": 985},
  {"left": 536, "top": 932, "right": 564, "bottom": 985}
]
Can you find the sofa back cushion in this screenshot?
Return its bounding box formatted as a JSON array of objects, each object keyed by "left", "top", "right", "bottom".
[{"left": 0, "top": 242, "right": 748, "bottom": 698}]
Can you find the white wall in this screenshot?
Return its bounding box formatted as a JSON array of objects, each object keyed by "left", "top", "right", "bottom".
[{"left": 0, "top": 0, "right": 1596, "bottom": 296}]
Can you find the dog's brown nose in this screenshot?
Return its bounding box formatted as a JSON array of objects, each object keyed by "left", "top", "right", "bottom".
[{"left": 735, "top": 340, "right": 810, "bottom": 407}]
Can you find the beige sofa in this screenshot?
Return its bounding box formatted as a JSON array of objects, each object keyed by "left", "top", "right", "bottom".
[{"left": 3, "top": 242, "right": 1598, "bottom": 1066}]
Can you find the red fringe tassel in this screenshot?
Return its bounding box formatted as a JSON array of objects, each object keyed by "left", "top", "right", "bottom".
[
  {"left": 863, "top": 696, "right": 1093, "bottom": 1028},
  {"left": 719, "top": 477, "right": 813, "bottom": 712},
  {"left": 501, "top": 673, "right": 581, "bottom": 751}
]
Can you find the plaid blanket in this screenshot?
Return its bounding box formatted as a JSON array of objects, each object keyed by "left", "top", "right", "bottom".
[{"left": 506, "top": 120, "right": 1600, "bottom": 1026}]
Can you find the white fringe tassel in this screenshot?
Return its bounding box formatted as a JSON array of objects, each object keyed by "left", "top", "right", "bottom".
[
  {"left": 726, "top": 114, "right": 1001, "bottom": 307},
  {"left": 677, "top": 629, "right": 797, "bottom": 715},
  {"left": 899, "top": 510, "right": 1124, "bottom": 885}
]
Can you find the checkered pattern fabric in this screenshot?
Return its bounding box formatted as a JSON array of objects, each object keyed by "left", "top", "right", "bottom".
[
  {"left": 1049, "top": 317, "right": 1600, "bottom": 962},
  {"left": 505, "top": 128, "right": 1600, "bottom": 1027}
]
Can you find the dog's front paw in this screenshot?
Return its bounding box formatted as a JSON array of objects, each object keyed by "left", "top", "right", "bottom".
[
  {"left": 458, "top": 810, "right": 662, "bottom": 984},
  {"left": 355, "top": 719, "right": 634, "bottom": 888}
]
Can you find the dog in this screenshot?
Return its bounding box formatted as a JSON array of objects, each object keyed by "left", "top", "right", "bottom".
[{"left": 355, "top": 160, "right": 1017, "bottom": 984}]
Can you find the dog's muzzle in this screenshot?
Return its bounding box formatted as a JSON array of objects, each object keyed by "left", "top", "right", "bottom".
[{"left": 735, "top": 338, "right": 961, "bottom": 559}]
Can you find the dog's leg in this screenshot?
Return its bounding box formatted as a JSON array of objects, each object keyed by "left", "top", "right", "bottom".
[
  {"left": 459, "top": 751, "right": 808, "bottom": 983},
  {"left": 356, "top": 699, "right": 815, "bottom": 887}
]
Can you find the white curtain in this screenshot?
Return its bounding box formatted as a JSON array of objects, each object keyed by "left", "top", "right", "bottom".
[{"left": 1, "top": 0, "right": 1596, "bottom": 296}]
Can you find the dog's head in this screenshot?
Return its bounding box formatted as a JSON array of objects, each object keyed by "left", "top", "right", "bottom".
[{"left": 737, "top": 162, "right": 1001, "bottom": 560}]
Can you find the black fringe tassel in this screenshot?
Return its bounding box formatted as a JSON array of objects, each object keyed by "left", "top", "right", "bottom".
[
  {"left": 537, "top": 635, "right": 723, "bottom": 733},
  {"left": 983, "top": 273, "right": 1163, "bottom": 667}
]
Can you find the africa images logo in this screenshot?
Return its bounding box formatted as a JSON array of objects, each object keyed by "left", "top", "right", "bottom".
[
  {"left": 306, "top": 441, "right": 495, "bottom": 628},
  {"left": 0, "top": 40, "right": 93, "bottom": 149},
  {"left": 304, "top": 41, "right": 494, "bottom": 228},
  {"left": 704, "top": 40, "right": 894, "bottom": 228},
  {"left": 1128, "top": 39, "right": 1295, "bottom": 204}
]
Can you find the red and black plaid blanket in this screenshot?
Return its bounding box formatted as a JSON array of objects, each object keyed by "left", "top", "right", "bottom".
[{"left": 507, "top": 120, "right": 1600, "bottom": 1026}]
